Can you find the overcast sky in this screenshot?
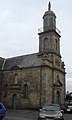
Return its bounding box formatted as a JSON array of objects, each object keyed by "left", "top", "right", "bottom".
[{"left": 0, "top": 0, "right": 72, "bottom": 92}]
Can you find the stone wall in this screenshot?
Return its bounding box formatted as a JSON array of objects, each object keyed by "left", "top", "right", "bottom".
[{"left": 2, "top": 67, "right": 41, "bottom": 109}]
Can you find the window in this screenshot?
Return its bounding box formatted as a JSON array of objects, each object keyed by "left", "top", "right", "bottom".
[
  {"left": 23, "top": 84, "right": 28, "bottom": 98},
  {"left": 56, "top": 91, "right": 60, "bottom": 104},
  {"left": 44, "top": 38, "right": 48, "bottom": 52},
  {"left": 55, "top": 39, "right": 57, "bottom": 50},
  {"left": 0, "top": 104, "right": 2, "bottom": 109},
  {"left": 4, "top": 83, "right": 8, "bottom": 97},
  {"left": 50, "top": 17, "right": 53, "bottom": 28}
]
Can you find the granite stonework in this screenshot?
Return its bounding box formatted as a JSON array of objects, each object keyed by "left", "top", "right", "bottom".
[{"left": 0, "top": 3, "right": 66, "bottom": 109}]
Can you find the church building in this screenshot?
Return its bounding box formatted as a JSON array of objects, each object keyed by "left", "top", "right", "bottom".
[{"left": 0, "top": 2, "right": 66, "bottom": 109}]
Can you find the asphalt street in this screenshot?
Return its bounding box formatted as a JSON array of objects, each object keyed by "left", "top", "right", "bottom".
[{"left": 3, "top": 109, "right": 72, "bottom": 120}]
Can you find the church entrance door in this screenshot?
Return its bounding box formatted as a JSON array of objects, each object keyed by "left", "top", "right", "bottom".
[
  {"left": 56, "top": 91, "right": 60, "bottom": 104},
  {"left": 12, "top": 94, "right": 17, "bottom": 109}
]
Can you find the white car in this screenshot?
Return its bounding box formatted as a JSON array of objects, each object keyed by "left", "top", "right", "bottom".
[
  {"left": 38, "top": 104, "right": 64, "bottom": 120},
  {"left": 64, "top": 103, "right": 72, "bottom": 113}
]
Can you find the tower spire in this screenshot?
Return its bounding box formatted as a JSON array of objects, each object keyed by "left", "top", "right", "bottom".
[{"left": 48, "top": 2, "right": 51, "bottom": 11}]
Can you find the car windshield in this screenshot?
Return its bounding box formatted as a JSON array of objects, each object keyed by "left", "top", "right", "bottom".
[
  {"left": 42, "top": 104, "right": 60, "bottom": 111},
  {"left": 67, "top": 104, "right": 72, "bottom": 107}
]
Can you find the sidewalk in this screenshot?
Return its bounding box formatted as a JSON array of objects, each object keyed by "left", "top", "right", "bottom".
[
  {"left": 3, "top": 109, "right": 38, "bottom": 120},
  {"left": 4, "top": 116, "right": 33, "bottom": 120}
]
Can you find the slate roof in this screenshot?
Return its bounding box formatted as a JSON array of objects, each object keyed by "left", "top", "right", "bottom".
[{"left": 3, "top": 53, "right": 43, "bottom": 70}]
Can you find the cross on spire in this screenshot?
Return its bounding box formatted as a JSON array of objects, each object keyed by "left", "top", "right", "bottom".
[{"left": 48, "top": 2, "right": 51, "bottom": 11}]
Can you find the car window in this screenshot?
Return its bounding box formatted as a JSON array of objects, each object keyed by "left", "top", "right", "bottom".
[
  {"left": 0, "top": 104, "right": 2, "bottom": 109},
  {"left": 68, "top": 104, "right": 72, "bottom": 106},
  {"left": 42, "top": 105, "right": 60, "bottom": 111}
]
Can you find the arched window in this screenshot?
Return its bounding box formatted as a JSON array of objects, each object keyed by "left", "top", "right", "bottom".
[
  {"left": 4, "top": 83, "right": 8, "bottom": 97},
  {"left": 55, "top": 39, "right": 57, "bottom": 50},
  {"left": 50, "top": 17, "right": 53, "bottom": 29},
  {"left": 23, "top": 84, "right": 28, "bottom": 98},
  {"left": 44, "top": 38, "right": 48, "bottom": 52}
]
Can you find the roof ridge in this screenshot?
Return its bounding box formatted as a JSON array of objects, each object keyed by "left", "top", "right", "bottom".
[{"left": 6, "top": 52, "right": 38, "bottom": 60}]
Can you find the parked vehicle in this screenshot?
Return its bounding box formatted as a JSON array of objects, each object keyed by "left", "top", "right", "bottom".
[
  {"left": 0, "top": 103, "right": 6, "bottom": 120},
  {"left": 38, "top": 104, "right": 64, "bottom": 120},
  {"left": 64, "top": 103, "right": 72, "bottom": 113}
]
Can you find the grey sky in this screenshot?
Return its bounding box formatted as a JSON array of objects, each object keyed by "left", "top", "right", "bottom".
[{"left": 0, "top": 0, "right": 72, "bottom": 92}]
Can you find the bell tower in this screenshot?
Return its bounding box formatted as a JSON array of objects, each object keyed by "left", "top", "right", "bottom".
[
  {"left": 38, "top": 2, "right": 66, "bottom": 105},
  {"left": 38, "top": 2, "right": 61, "bottom": 56}
]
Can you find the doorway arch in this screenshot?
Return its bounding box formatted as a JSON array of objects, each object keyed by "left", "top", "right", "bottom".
[
  {"left": 12, "top": 94, "right": 17, "bottom": 109},
  {"left": 56, "top": 91, "right": 60, "bottom": 104}
]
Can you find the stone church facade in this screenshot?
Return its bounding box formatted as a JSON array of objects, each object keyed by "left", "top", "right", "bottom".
[{"left": 0, "top": 3, "right": 66, "bottom": 109}]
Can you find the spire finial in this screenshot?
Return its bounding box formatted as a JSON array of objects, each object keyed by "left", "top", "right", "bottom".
[{"left": 48, "top": 2, "right": 51, "bottom": 11}]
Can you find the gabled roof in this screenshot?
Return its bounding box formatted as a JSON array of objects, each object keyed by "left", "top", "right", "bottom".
[{"left": 3, "top": 53, "right": 43, "bottom": 70}]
